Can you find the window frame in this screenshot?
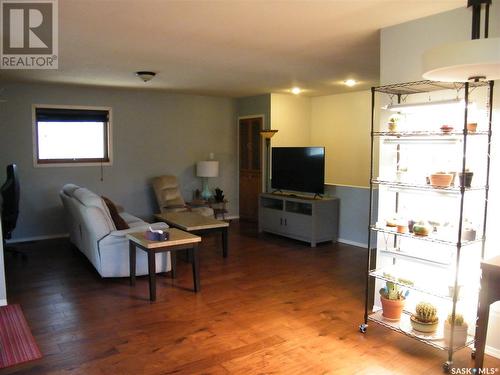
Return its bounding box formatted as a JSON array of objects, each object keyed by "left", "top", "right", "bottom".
[{"left": 32, "top": 104, "right": 113, "bottom": 167}]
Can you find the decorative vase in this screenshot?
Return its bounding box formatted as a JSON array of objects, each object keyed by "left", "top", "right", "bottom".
[
  {"left": 410, "top": 315, "right": 439, "bottom": 333},
  {"left": 444, "top": 321, "right": 468, "bottom": 348},
  {"left": 408, "top": 219, "right": 416, "bottom": 233},
  {"left": 458, "top": 172, "right": 473, "bottom": 188},
  {"left": 380, "top": 296, "right": 405, "bottom": 321},
  {"left": 388, "top": 122, "right": 398, "bottom": 132}
]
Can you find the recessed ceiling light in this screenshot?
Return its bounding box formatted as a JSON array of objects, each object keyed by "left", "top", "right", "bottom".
[
  {"left": 291, "top": 87, "right": 301, "bottom": 95},
  {"left": 344, "top": 79, "right": 357, "bottom": 87}
]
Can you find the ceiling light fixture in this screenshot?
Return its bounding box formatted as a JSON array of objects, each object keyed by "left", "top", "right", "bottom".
[
  {"left": 422, "top": 0, "right": 500, "bottom": 82},
  {"left": 344, "top": 79, "right": 357, "bottom": 87},
  {"left": 291, "top": 87, "right": 301, "bottom": 95},
  {"left": 136, "top": 71, "right": 156, "bottom": 83}
]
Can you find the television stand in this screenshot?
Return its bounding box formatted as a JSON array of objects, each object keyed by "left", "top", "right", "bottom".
[{"left": 258, "top": 193, "right": 339, "bottom": 247}]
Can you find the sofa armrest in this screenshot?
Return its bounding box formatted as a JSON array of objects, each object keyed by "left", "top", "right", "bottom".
[{"left": 107, "top": 222, "right": 169, "bottom": 237}]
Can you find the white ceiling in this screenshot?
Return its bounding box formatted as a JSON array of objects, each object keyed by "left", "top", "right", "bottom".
[{"left": 0, "top": 0, "right": 465, "bottom": 97}]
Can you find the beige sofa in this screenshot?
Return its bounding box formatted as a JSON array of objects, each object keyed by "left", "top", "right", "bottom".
[{"left": 60, "top": 184, "right": 171, "bottom": 277}]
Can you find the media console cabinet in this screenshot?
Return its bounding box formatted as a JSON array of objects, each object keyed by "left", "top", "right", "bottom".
[{"left": 258, "top": 193, "right": 339, "bottom": 247}]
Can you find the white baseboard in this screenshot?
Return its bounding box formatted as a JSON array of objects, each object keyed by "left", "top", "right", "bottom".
[
  {"left": 486, "top": 345, "right": 500, "bottom": 359},
  {"left": 7, "top": 233, "right": 69, "bottom": 244},
  {"left": 5, "top": 217, "right": 241, "bottom": 244},
  {"left": 337, "top": 238, "right": 367, "bottom": 249},
  {"left": 485, "top": 305, "right": 500, "bottom": 359},
  {"left": 0, "top": 299, "right": 7, "bottom": 306},
  {"left": 221, "top": 215, "right": 239, "bottom": 221}
]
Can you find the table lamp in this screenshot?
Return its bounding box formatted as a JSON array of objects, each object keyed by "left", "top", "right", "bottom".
[{"left": 196, "top": 160, "right": 219, "bottom": 200}]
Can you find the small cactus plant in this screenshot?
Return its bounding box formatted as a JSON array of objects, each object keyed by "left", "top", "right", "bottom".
[
  {"left": 388, "top": 115, "right": 399, "bottom": 124},
  {"left": 379, "top": 281, "right": 406, "bottom": 300},
  {"left": 414, "top": 302, "right": 438, "bottom": 323},
  {"left": 446, "top": 313, "right": 464, "bottom": 326}
]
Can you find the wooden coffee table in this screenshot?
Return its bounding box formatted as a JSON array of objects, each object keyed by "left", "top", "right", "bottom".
[
  {"left": 127, "top": 228, "right": 201, "bottom": 301},
  {"left": 154, "top": 212, "right": 229, "bottom": 258}
]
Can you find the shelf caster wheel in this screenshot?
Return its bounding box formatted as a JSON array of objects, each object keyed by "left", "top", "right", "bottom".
[
  {"left": 471, "top": 350, "right": 476, "bottom": 359},
  {"left": 359, "top": 323, "right": 368, "bottom": 333},
  {"left": 442, "top": 361, "right": 452, "bottom": 373}
]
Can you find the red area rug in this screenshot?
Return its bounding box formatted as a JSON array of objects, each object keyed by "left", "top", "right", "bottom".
[{"left": 0, "top": 304, "right": 42, "bottom": 368}]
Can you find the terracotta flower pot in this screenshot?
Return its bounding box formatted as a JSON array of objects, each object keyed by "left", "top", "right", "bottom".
[
  {"left": 380, "top": 296, "right": 405, "bottom": 321},
  {"left": 430, "top": 173, "right": 453, "bottom": 188},
  {"left": 467, "top": 123, "right": 477, "bottom": 133},
  {"left": 440, "top": 125, "right": 454, "bottom": 134}
]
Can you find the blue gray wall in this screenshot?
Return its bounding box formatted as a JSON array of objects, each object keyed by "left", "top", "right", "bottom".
[
  {"left": 236, "top": 94, "right": 271, "bottom": 129},
  {"left": 324, "top": 185, "right": 378, "bottom": 248},
  {"left": 0, "top": 82, "right": 237, "bottom": 240}
]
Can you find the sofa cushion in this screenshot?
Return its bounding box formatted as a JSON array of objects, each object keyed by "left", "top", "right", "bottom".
[
  {"left": 119, "top": 212, "right": 145, "bottom": 227},
  {"left": 62, "top": 183, "right": 80, "bottom": 196},
  {"left": 102, "top": 196, "right": 129, "bottom": 230},
  {"left": 73, "top": 187, "right": 115, "bottom": 231}
]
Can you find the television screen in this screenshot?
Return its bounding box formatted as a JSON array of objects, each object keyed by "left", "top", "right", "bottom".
[{"left": 271, "top": 147, "right": 325, "bottom": 194}]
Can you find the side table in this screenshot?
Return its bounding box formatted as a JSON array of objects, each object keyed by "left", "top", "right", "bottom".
[
  {"left": 474, "top": 255, "right": 500, "bottom": 369},
  {"left": 127, "top": 228, "right": 201, "bottom": 302}
]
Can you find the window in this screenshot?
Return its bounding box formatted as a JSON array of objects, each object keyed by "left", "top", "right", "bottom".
[{"left": 33, "top": 105, "right": 112, "bottom": 166}]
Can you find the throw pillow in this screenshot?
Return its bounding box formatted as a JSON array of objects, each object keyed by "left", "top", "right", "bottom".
[{"left": 102, "top": 196, "right": 129, "bottom": 230}]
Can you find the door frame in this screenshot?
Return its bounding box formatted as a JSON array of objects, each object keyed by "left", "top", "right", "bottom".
[{"left": 237, "top": 115, "right": 266, "bottom": 217}]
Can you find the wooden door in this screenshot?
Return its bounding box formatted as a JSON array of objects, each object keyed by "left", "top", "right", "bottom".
[{"left": 239, "top": 117, "right": 262, "bottom": 221}]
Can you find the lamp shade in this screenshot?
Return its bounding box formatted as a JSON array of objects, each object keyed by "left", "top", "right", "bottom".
[
  {"left": 422, "top": 38, "right": 500, "bottom": 82},
  {"left": 260, "top": 129, "right": 278, "bottom": 139},
  {"left": 196, "top": 161, "right": 219, "bottom": 177}
]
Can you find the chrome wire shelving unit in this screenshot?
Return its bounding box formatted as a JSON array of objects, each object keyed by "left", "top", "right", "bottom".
[{"left": 359, "top": 80, "right": 494, "bottom": 373}]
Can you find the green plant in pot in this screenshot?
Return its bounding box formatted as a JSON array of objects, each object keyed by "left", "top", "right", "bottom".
[
  {"left": 458, "top": 169, "right": 474, "bottom": 188},
  {"left": 214, "top": 188, "right": 225, "bottom": 203},
  {"left": 379, "top": 275, "right": 409, "bottom": 321},
  {"left": 410, "top": 302, "right": 439, "bottom": 333},
  {"left": 388, "top": 114, "right": 401, "bottom": 132},
  {"left": 444, "top": 313, "right": 468, "bottom": 348}
]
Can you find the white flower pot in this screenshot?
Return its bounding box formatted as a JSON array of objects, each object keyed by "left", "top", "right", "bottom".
[{"left": 444, "top": 321, "right": 468, "bottom": 348}]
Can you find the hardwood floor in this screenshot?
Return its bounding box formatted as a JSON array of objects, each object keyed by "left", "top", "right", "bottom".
[{"left": 2, "top": 221, "right": 499, "bottom": 374}]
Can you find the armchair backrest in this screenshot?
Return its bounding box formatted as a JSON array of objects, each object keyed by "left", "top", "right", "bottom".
[
  {"left": 152, "top": 175, "right": 186, "bottom": 213},
  {"left": 1, "top": 164, "right": 20, "bottom": 240}
]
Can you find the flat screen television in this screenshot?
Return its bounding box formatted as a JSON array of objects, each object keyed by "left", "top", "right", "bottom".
[{"left": 271, "top": 147, "right": 325, "bottom": 195}]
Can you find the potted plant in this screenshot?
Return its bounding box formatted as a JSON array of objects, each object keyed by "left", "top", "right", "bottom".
[
  {"left": 388, "top": 114, "right": 401, "bottom": 132},
  {"left": 458, "top": 170, "right": 474, "bottom": 188},
  {"left": 444, "top": 313, "right": 468, "bottom": 348},
  {"left": 214, "top": 187, "right": 225, "bottom": 203},
  {"left": 379, "top": 274, "right": 409, "bottom": 321},
  {"left": 410, "top": 301, "right": 439, "bottom": 333},
  {"left": 467, "top": 122, "right": 477, "bottom": 133},
  {"left": 429, "top": 172, "right": 454, "bottom": 188},
  {"left": 412, "top": 221, "right": 432, "bottom": 236}
]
